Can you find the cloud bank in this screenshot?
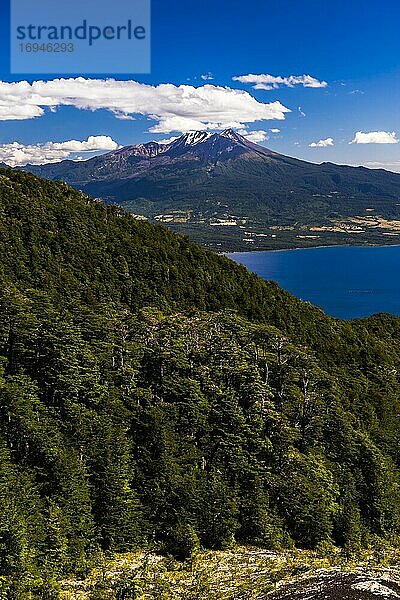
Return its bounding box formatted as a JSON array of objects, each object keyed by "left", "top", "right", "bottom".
[
  {"left": 350, "top": 131, "right": 399, "bottom": 144},
  {"left": 0, "top": 78, "right": 291, "bottom": 133},
  {"left": 309, "top": 137, "right": 334, "bottom": 148},
  {"left": 0, "top": 135, "right": 118, "bottom": 166},
  {"left": 233, "top": 74, "right": 327, "bottom": 91}
]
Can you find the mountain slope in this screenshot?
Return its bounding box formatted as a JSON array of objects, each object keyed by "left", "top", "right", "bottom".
[
  {"left": 1, "top": 169, "right": 400, "bottom": 596},
  {"left": 20, "top": 130, "right": 400, "bottom": 250}
]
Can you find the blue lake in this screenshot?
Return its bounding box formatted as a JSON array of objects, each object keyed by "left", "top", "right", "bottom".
[{"left": 228, "top": 246, "right": 400, "bottom": 320}]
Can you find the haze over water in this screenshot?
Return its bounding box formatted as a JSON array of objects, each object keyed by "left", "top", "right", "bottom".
[{"left": 228, "top": 245, "right": 400, "bottom": 320}]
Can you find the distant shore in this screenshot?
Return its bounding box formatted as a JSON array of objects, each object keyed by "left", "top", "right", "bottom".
[{"left": 223, "top": 242, "right": 400, "bottom": 255}]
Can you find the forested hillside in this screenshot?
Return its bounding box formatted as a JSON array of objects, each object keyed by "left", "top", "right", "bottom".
[{"left": 1, "top": 168, "right": 400, "bottom": 597}]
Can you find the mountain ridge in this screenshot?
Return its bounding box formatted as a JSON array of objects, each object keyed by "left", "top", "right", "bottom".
[
  {"left": 18, "top": 128, "right": 398, "bottom": 178},
  {"left": 17, "top": 130, "right": 400, "bottom": 251}
]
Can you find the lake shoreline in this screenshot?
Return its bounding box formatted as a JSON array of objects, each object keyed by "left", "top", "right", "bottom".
[{"left": 224, "top": 242, "right": 400, "bottom": 256}]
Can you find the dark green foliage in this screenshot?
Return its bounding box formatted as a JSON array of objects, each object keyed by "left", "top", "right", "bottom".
[{"left": 1, "top": 169, "right": 400, "bottom": 592}]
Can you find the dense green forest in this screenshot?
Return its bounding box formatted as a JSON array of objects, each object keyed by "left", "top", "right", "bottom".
[{"left": 1, "top": 168, "right": 400, "bottom": 597}]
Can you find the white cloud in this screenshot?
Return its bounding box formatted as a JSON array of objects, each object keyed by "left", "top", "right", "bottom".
[
  {"left": 0, "top": 135, "right": 118, "bottom": 166},
  {"left": 51, "top": 135, "right": 118, "bottom": 152},
  {"left": 270, "top": 128, "right": 280, "bottom": 133},
  {"left": 0, "top": 104, "right": 45, "bottom": 120},
  {"left": 233, "top": 73, "right": 327, "bottom": 90},
  {"left": 0, "top": 78, "right": 291, "bottom": 133},
  {"left": 237, "top": 129, "right": 269, "bottom": 143},
  {"left": 309, "top": 137, "right": 334, "bottom": 148},
  {"left": 298, "top": 106, "right": 306, "bottom": 117},
  {"left": 201, "top": 73, "right": 214, "bottom": 81},
  {"left": 350, "top": 131, "right": 399, "bottom": 144}
]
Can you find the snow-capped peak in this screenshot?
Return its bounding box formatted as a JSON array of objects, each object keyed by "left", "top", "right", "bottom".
[
  {"left": 180, "top": 131, "right": 213, "bottom": 146},
  {"left": 220, "top": 129, "right": 246, "bottom": 143}
]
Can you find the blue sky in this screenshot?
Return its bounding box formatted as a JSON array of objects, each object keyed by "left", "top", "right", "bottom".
[{"left": 0, "top": 0, "right": 400, "bottom": 169}]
